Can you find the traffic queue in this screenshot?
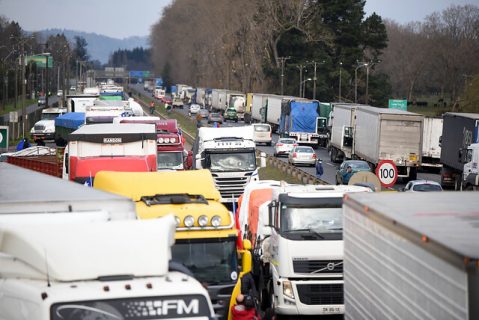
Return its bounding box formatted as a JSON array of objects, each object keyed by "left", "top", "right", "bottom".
[{"left": 1, "top": 81, "right": 478, "bottom": 320}]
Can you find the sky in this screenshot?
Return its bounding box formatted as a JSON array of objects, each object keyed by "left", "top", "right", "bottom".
[{"left": 0, "top": 0, "right": 478, "bottom": 39}]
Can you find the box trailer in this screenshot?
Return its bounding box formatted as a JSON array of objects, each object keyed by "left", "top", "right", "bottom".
[
  {"left": 354, "top": 106, "right": 423, "bottom": 179},
  {"left": 329, "top": 104, "right": 359, "bottom": 161},
  {"left": 422, "top": 117, "right": 443, "bottom": 168},
  {"left": 343, "top": 192, "right": 479, "bottom": 320}
]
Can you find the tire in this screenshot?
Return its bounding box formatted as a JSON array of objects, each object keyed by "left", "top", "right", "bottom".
[
  {"left": 267, "top": 141, "right": 272, "bottom": 146},
  {"left": 273, "top": 153, "right": 277, "bottom": 157},
  {"left": 409, "top": 167, "right": 418, "bottom": 181}
]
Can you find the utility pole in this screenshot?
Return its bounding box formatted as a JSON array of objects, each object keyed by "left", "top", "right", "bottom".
[
  {"left": 45, "top": 54, "right": 49, "bottom": 108},
  {"left": 313, "top": 61, "right": 317, "bottom": 100},
  {"left": 297, "top": 64, "right": 304, "bottom": 97},
  {"left": 339, "top": 62, "right": 342, "bottom": 102},
  {"left": 21, "top": 42, "right": 26, "bottom": 137},
  {"left": 279, "top": 56, "right": 290, "bottom": 95}
]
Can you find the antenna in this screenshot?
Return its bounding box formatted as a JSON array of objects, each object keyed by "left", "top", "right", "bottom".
[{"left": 45, "top": 249, "right": 51, "bottom": 287}]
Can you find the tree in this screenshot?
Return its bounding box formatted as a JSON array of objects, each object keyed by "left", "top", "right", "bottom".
[{"left": 73, "top": 36, "right": 89, "bottom": 62}]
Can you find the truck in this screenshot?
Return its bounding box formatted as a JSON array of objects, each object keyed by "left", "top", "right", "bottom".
[
  {"left": 192, "top": 126, "right": 266, "bottom": 203},
  {"left": 10, "top": 124, "right": 158, "bottom": 184},
  {"left": 114, "top": 117, "right": 192, "bottom": 170},
  {"left": 251, "top": 93, "right": 269, "bottom": 123},
  {"left": 422, "top": 116, "right": 443, "bottom": 169},
  {"left": 0, "top": 215, "right": 216, "bottom": 320},
  {"left": 279, "top": 98, "right": 326, "bottom": 147},
  {"left": 93, "top": 169, "right": 252, "bottom": 319},
  {"left": 154, "top": 87, "right": 166, "bottom": 100},
  {"left": 330, "top": 105, "right": 423, "bottom": 180},
  {"left": 195, "top": 87, "right": 206, "bottom": 107},
  {"left": 30, "top": 107, "right": 67, "bottom": 144},
  {"left": 0, "top": 161, "right": 136, "bottom": 220},
  {"left": 440, "top": 112, "right": 479, "bottom": 190},
  {"left": 211, "top": 89, "right": 226, "bottom": 112},
  {"left": 224, "top": 92, "right": 246, "bottom": 122},
  {"left": 66, "top": 94, "right": 99, "bottom": 112},
  {"left": 54, "top": 112, "right": 85, "bottom": 147},
  {"left": 143, "top": 79, "right": 154, "bottom": 92},
  {"left": 343, "top": 192, "right": 479, "bottom": 320},
  {"left": 242, "top": 183, "right": 370, "bottom": 317}
]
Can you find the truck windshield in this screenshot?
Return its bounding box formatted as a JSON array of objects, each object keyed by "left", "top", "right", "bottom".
[
  {"left": 157, "top": 152, "right": 183, "bottom": 170},
  {"left": 280, "top": 205, "right": 343, "bottom": 240},
  {"left": 207, "top": 151, "right": 256, "bottom": 172},
  {"left": 172, "top": 238, "right": 238, "bottom": 285},
  {"left": 50, "top": 294, "right": 211, "bottom": 319},
  {"left": 41, "top": 113, "right": 61, "bottom": 120}
]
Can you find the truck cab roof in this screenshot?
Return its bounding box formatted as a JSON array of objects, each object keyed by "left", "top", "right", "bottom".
[
  {"left": 69, "top": 123, "right": 157, "bottom": 143},
  {"left": 0, "top": 216, "right": 176, "bottom": 281}
]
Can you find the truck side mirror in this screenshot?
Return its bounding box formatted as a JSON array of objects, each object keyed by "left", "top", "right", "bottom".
[{"left": 267, "top": 200, "right": 277, "bottom": 227}]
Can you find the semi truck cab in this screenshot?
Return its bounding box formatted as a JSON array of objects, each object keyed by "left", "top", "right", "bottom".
[{"left": 460, "top": 142, "right": 479, "bottom": 190}]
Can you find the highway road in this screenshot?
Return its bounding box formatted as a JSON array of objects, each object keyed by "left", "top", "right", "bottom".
[{"left": 130, "top": 83, "right": 441, "bottom": 190}]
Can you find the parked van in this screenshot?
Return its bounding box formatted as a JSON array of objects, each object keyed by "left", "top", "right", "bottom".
[{"left": 253, "top": 123, "right": 272, "bottom": 146}]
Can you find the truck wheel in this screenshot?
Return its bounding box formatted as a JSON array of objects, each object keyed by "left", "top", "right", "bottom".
[{"left": 409, "top": 167, "right": 418, "bottom": 181}]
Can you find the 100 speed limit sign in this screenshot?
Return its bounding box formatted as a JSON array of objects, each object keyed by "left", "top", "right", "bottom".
[{"left": 375, "top": 160, "right": 398, "bottom": 188}]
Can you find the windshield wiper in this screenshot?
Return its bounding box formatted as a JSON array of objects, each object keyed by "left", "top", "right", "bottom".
[
  {"left": 140, "top": 193, "right": 208, "bottom": 206},
  {"left": 284, "top": 228, "right": 325, "bottom": 239}
]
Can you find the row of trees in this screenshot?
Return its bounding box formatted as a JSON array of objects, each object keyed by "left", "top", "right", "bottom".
[
  {"left": 150, "top": 0, "right": 390, "bottom": 106},
  {"left": 108, "top": 47, "right": 152, "bottom": 70},
  {"left": 379, "top": 4, "right": 479, "bottom": 109},
  {"left": 0, "top": 16, "right": 91, "bottom": 110},
  {"left": 150, "top": 1, "right": 479, "bottom": 109}
]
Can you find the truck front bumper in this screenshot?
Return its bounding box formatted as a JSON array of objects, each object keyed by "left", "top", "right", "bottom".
[
  {"left": 32, "top": 133, "right": 55, "bottom": 141},
  {"left": 274, "top": 278, "right": 344, "bottom": 315}
]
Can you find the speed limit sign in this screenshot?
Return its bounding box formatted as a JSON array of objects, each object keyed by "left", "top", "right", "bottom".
[{"left": 375, "top": 160, "right": 398, "bottom": 188}]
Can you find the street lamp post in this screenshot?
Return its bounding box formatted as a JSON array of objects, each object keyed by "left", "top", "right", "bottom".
[
  {"left": 279, "top": 56, "right": 290, "bottom": 95},
  {"left": 297, "top": 64, "right": 304, "bottom": 97},
  {"left": 300, "top": 78, "right": 312, "bottom": 98},
  {"left": 354, "top": 62, "right": 367, "bottom": 103},
  {"left": 339, "top": 62, "right": 343, "bottom": 102}
]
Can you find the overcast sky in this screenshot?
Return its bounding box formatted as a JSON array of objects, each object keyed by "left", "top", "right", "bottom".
[{"left": 0, "top": 0, "right": 478, "bottom": 39}]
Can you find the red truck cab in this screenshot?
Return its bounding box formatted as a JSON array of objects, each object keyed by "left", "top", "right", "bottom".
[{"left": 114, "top": 117, "right": 192, "bottom": 170}]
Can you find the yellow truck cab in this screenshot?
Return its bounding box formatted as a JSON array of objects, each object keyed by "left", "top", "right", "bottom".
[{"left": 94, "top": 169, "right": 250, "bottom": 319}]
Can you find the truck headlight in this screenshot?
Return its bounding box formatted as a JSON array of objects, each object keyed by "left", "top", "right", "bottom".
[
  {"left": 283, "top": 281, "right": 295, "bottom": 299},
  {"left": 174, "top": 216, "right": 181, "bottom": 227},
  {"left": 211, "top": 215, "right": 221, "bottom": 227},
  {"left": 157, "top": 138, "right": 164, "bottom": 143},
  {"left": 184, "top": 215, "right": 195, "bottom": 228},
  {"left": 198, "top": 215, "right": 208, "bottom": 227}
]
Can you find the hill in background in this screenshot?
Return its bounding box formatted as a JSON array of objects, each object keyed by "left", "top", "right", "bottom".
[{"left": 35, "top": 28, "right": 149, "bottom": 64}]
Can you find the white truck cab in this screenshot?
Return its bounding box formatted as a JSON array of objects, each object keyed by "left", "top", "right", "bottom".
[
  {"left": 0, "top": 216, "right": 216, "bottom": 320},
  {"left": 193, "top": 126, "right": 266, "bottom": 203},
  {"left": 257, "top": 184, "right": 370, "bottom": 316},
  {"left": 30, "top": 107, "right": 67, "bottom": 143},
  {"left": 461, "top": 142, "right": 479, "bottom": 190}
]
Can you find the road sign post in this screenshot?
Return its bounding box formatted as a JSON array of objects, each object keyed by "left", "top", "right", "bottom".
[
  {"left": 0, "top": 126, "right": 9, "bottom": 150},
  {"left": 375, "top": 160, "right": 398, "bottom": 188}
]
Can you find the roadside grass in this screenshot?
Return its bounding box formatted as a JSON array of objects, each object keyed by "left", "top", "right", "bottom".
[
  {"left": 0, "top": 99, "right": 36, "bottom": 116},
  {"left": 258, "top": 164, "right": 303, "bottom": 184}
]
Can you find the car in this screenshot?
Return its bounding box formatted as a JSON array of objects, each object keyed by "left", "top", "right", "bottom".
[
  {"left": 288, "top": 146, "right": 316, "bottom": 166},
  {"left": 274, "top": 138, "right": 297, "bottom": 157},
  {"left": 253, "top": 123, "right": 272, "bottom": 146},
  {"left": 199, "top": 108, "right": 209, "bottom": 119},
  {"left": 160, "top": 96, "right": 172, "bottom": 104},
  {"left": 189, "top": 104, "right": 201, "bottom": 115},
  {"left": 207, "top": 112, "right": 223, "bottom": 124},
  {"left": 56, "top": 90, "right": 63, "bottom": 97},
  {"left": 69, "top": 86, "right": 76, "bottom": 93},
  {"left": 402, "top": 180, "right": 443, "bottom": 192},
  {"left": 336, "top": 160, "right": 372, "bottom": 185},
  {"left": 37, "top": 96, "right": 46, "bottom": 106}
]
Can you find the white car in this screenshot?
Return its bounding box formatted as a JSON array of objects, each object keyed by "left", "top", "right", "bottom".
[
  {"left": 56, "top": 90, "right": 63, "bottom": 97},
  {"left": 288, "top": 145, "right": 317, "bottom": 166},
  {"left": 274, "top": 138, "right": 297, "bottom": 157},
  {"left": 189, "top": 104, "right": 201, "bottom": 114},
  {"left": 402, "top": 180, "right": 443, "bottom": 192}
]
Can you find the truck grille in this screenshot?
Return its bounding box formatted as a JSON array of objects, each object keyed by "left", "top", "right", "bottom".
[
  {"left": 293, "top": 260, "right": 343, "bottom": 273},
  {"left": 296, "top": 283, "right": 343, "bottom": 305},
  {"left": 34, "top": 124, "right": 46, "bottom": 131},
  {"left": 212, "top": 175, "right": 249, "bottom": 200}
]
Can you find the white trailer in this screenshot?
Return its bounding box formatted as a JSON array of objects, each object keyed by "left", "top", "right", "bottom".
[
  {"left": 265, "top": 95, "right": 282, "bottom": 128},
  {"left": 0, "top": 162, "right": 136, "bottom": 220},
  {"left": 354, "top": 106, "right": 423, "bottom": 179},
  {"left": 422, "top": 117, "right": 443, "bottom": 168},
  {"left": 0, "top": 216, "right": 215, "bottom": 320},
  {"left": 251, "top": 93, "right": 269, "bottom": 123},
  {"left": 211, "top": 89, "right": 226, "bottom": 111},
  {"left": 343, "top": 192, "right": 479, "bottom": 320},
  {"left": 329, "top": 104, "right": 359, "bottom": 162}
]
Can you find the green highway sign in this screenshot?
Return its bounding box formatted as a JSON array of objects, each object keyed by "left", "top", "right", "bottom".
[
  {"left": 0, "top": 126, "right": 9, "bottom": 149},
  {"left": 26, "top": 55, "right": 54, "bottom": 68},
  {"left": 388, "top": 99, "right": 407, "bottom": 111}
]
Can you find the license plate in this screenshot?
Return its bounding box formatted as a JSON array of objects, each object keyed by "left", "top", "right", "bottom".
[
  {"left": 301, "top": 134, "right": 307, "bottom": 140},
  {"left": 409, "top": 154, "right": 417, "bottom": 161}
]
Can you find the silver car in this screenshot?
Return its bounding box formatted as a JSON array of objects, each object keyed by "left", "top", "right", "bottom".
[
  {"left": 274, "top": 138, "right": 297, "bottom": 157},
  {"left": 402, "top": 180, "right": 443, "bottom": 192},
  {"left": 288, "top": 146, "right": 316, "bottom": 166}
]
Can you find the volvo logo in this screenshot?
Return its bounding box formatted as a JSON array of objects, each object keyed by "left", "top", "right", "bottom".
[{"left": 326, "top": 262, "right": 336, "bottom": 271}]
